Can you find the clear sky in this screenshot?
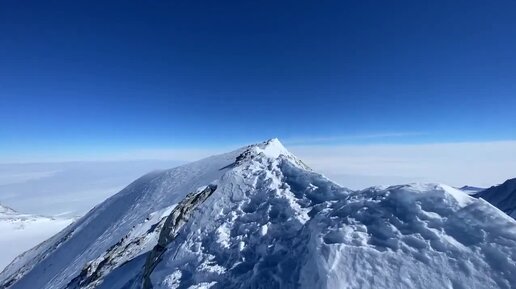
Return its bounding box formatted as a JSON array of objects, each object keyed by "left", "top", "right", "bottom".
[{"left": 1, "top": 0, "right": 516, "bottom": 162}]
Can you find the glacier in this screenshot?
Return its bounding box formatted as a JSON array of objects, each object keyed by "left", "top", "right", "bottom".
[{"left": 1, "top": 139, "right": 515, "bottom": 289}]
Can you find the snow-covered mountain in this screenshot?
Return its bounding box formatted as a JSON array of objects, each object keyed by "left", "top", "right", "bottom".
[
  {"left": 474, "top": 178, "right": 516, "bottom": 219},
  {"left": 1, "top": 139, "right": 516, "bottom": 289},
  {"left": 0, "top": 204, "right": 74, "bottom": 271},
  {"left": 457, "top": 185, "right": 485, "bottom": 195}
]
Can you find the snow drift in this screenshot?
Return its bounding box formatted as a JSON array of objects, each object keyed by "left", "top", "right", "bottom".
[{"left": 1, "top": 139, "right": 516, "bottom": 289}]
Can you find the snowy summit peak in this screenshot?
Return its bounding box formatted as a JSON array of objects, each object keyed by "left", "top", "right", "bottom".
[
  {"left": 250, "top": 138, "right": 290, "bottom": 158},
  {"left": 0, "top": 203, "right": 17, "bottom": 216},
  {"left": 233, "top": 138, "right": 309, "bottom": 170},
  {"left": 2, "top": 140, "right": 516, "bottom": 289}
]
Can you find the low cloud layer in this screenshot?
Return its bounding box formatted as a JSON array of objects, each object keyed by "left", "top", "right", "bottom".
[
  {"left": 290, "top": 141, "right": 516, "bottom": 189},
  {"left": 1, "top": 140, "right": 515, "bottom": 215},
  {"left": 0, "top": 160, "right": 182, "bottom": 215}
]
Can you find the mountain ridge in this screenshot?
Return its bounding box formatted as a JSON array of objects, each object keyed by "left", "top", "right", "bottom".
[
  {"left": 2, "top": 139, "right": 516, "bottom": 289},
  {"left": 474, "top": 178, "right": 516, "bottom": 219}
]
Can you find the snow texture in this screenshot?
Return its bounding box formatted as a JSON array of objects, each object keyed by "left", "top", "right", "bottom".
[{"left": 1, "top": 139, "right": 516, "bottom": 289}]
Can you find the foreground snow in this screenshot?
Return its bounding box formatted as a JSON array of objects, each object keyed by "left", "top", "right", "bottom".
[
  {"left": 0, "top": 204, "right": 74, "bottom": 271},
  {"left": 1, "top": 139, "right": 516, "bottom": 289}
]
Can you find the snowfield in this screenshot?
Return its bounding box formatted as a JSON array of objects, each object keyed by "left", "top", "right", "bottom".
[
  {"left": 0, "top": 204, "right": 74, "bottom": 271},
  {"left": 1, "top": 139, "right": 515, "bottom": 289}
]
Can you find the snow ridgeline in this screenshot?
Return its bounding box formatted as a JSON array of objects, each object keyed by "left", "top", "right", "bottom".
[
  {"left": 474, "top": 178, "right": 516, "bottom": 219},
  {"left": 1, "top": 139, "right": 516, "bottom": 289}
]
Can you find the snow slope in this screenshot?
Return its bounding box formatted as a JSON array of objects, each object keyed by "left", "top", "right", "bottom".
[
  {"left": 0, "top": 144, "right": 247, "bottom": 289},
  {"left": 0, "top": 160, "right": 183, "bottom": 216},
  {"left": 0, "top": 204, "right": 74, "bottom": 271},
  {"left": 1, "top": 139, "right": 516, "bottom": 289},
  {"left": 474, "top": 178, "right": 516, "bottom": 219}
]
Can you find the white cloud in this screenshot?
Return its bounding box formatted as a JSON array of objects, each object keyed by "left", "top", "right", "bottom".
[
  {"left": 0, "top": 148, "right": 227, "bottom": 163},
  {"left": 289, "top": 141, "right": 516, "bottom": 189},
  {"left": 282, "top": 132, "right": 425, "bottom": 145},
  {"left": 0, "top": 170, "right": 60, "bottom": 186},
  {"left": 2, "top": 139, "right": 515, "bottom": 212},
  {"left": 0, "top": 160, "right": 183, "bottom": 215}
]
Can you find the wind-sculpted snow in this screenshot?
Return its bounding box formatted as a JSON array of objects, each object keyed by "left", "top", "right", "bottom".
[
  {"left": 2, "top": 139, "right": 516, "bottom": 289},
  {"left": 301, "top": 184, "right": 516, "bottom": 289},
  {"left": 144, "top": 153, "right": 516, "bottom": 289}
]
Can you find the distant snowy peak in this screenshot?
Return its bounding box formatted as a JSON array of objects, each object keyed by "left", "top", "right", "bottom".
[
  {"left": 1, "top": 139, "right": 516, "bottom": 289},
  {"left": 458, "top": 185, "right": 485, "bottom": 195},
  {"left": 0, "top": 203, "right": 41, "bottom": 221},
  {"left": 235, "top": 138, "right": 309, "bottom": 170},
  {"left": 0, "top": 203, "right": 75, "bottom": 272},
  {"left": 251, "top": 138, "right": 290, "bottom": 158},
  {"left": 0, "top": 203, "right": 17, "bottom": 216},
  {"left": 474, "top": 178, "right": 516, "bottom": 219},
  {"left": 0, "top": 202, "right": 68, "bottom": 221}
]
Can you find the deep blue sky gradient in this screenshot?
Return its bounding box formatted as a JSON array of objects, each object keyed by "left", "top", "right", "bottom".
[{"left": 1, "top": 0, "right": 516, "bottom": 159}]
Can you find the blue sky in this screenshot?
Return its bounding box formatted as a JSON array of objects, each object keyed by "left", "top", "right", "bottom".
[{"left": 1, "top": 0, "right": 516, "bottom": 161}]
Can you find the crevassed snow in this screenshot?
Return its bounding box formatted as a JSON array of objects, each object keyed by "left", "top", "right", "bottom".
[{"left": 2, "top": 139, "right": 516, "bottom": 289}]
